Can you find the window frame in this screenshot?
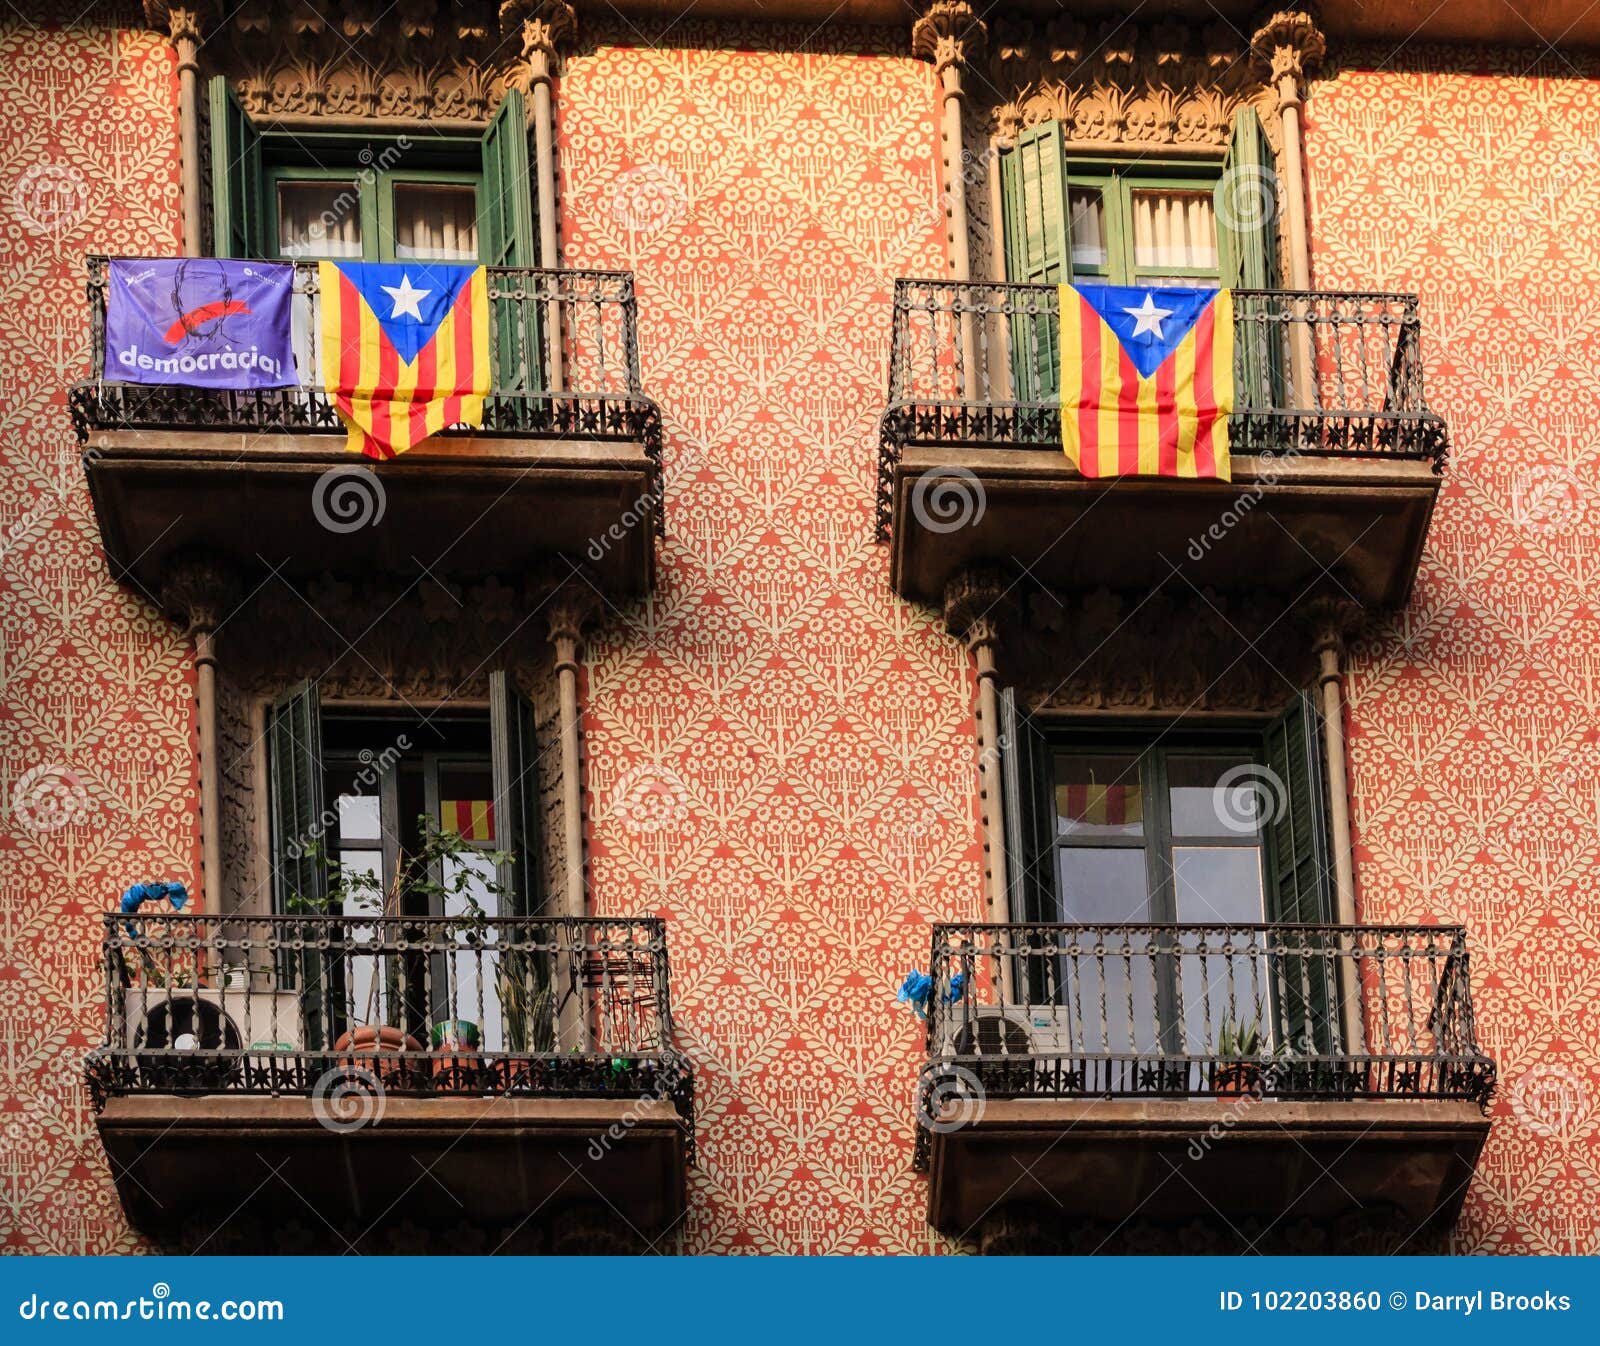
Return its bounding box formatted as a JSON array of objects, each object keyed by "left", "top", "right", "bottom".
[
  {"left": 1042, "top": 727, "right": 1272, "bottom": 929},
  {"left": 265, "top": 152, "right": 486, "bottom": 264},
  {"left": 1061, "top": 157, "right": 1226, "bottom": 287}
]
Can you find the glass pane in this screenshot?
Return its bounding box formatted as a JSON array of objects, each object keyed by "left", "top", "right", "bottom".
[
  {"left": 1068, "top": 188, "right": 1108, "bottom": 271},
  {"left": 336, "top": 793, "right": 381, "bottom": 842},
  {"left": 1168, "top": 754, "right": 1263, "bottom": 838},
  {"left": 1174, "top": 846, "right": 1270, "bottom": 1055},
  {"left": 338, "top": 851, "right": 388, "bottom": 1029},
  {"left": 277, "top": 180, "right": 363, "bottom": 258},
  {"left": 1056, "top": 849, "right": 1157, "bottom": 1056},
  {"left": 1130, "top": 188, "right": 1217, "bottom": 275},
  {"left": 438, "top": 766, "right": 495, "bottom": 844},
  {"left": 393, "top": 183, "right": 479, "bottom": 260},
  {"left": 1054, "top": 753, "right": 1143, "bottom": 838}
]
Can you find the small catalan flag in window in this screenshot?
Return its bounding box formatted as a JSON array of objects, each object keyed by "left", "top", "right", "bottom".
[
  {"left": 1057, "top": 783, "right": 1142, "bottom": 828},
  {"left": 440, "top": 799, "right": 495, "bottom": 843}
]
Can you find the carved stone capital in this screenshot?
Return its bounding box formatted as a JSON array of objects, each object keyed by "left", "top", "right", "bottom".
[
  {"left": 144, "top": 1, "right": 210, "bottom": 49},
  {"left": 546, "top": 575, "right": 602, "bottom": 659},
  {"left": 160, "top": 553, "right": 243, "bottom": 637},
  {"left": 1300, "top": 594, "right": 1365, "bottom": 659},
  {"left": 911, "top": 1, "right": 988, "bottom": 78},
  {"left": 1250, "top": 7, "right": 1326, "bottom": 91},
  {"left": 501, "top": 0, "right": 578, "bottom": 62},
  {"left": 943, "top": 566, "right": 1014, "bottom": 656}
]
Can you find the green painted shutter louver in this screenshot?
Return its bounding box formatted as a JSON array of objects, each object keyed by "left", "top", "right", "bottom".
[
  {"left": 999, "top": 690, "right": 1059, "bottom": 1003},
  {"left": 208, "top": 76, "right": 262, "bottom": 258},
  {"left": 480, "top": 89, "right": 543, "bottom": 396},
  {"left": 489, "top": 670, "right": 552, "bottom": 1051},
  {"left": 489, "top": 669, "right": 543, "bottom": 918},
  {"left": 267, "top": 680, "right": 328, "bottom": 1048},
  {"left": 1261, "top": 690, "right": 1338, "bottom": 1056},
  {"left": 1000, "top": 121, "right": 1071, "bottom": 403},
  {"left": 1218, "top": 107, "right": 1285, "bottom": 415}
]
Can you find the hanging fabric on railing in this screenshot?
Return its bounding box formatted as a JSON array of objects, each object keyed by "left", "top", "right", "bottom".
[
  {"left": 1057, "top": 283, "right": 1234, "bottom": 481},
  {"left": 105, "top": 258, "right": 296, "bottom": 389},
  {"left": 318, "top": 261, "right": 490, "bottom": 460}
]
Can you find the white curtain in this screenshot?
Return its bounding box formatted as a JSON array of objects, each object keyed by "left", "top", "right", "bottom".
[
  {"left": 394, "top": 184, "right": 478, "bottom": 261},
  {"left": 276, "top": 181, "right": 362, "bottom": 259},
  {"left": 1131, "top": 189, "right": 1218, "bottom": 276}
]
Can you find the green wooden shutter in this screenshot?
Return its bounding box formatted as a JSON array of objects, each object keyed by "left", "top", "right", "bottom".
[
  {"left": 1261, "top": 691, "right": 1337, "bottom": 1056},
  {"left": 999, "top": 122, "right": 1071, "bottom": 403},
  {"left": 208, "top": 76, "right": 262, "bottom": 258},
  {"left": 999, "top": 689, "right": 1055, "bottom": 924},
  {"left": 489, "top": 669, "right": 542, "bottom": 917},
  {"left": 1218, "top": 107, "right": 1284, "bottom": 416},
  {"left": 480, "top": 89, "right": 543, "bottom": 396},
  {"left": 267, "top": 681, "right": 328, "bottom": 1048},
  {"left": 489, "top": 670, "right": 553, "bottom": 1051}
]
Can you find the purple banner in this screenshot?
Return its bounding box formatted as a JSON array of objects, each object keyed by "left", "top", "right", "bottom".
[{"left": 105, "top": 258, "right": 296, "bottom": 389}]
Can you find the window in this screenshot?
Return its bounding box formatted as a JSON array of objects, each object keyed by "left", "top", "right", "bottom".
[
  {"left": 998, "top": 109, "right": 1280, "bottom": 401},
  {"left": 267, "top": 674, "right": 543, "bottom": 1050},
  {"left": 208, "top": 78, "right": 536, "bottom": 267},
  {"left": 208, "top": 79, "right": 543, "bottom": 394},
  {"left": 1000, "top": 694, "right": 1337, "bottom": 1057}
]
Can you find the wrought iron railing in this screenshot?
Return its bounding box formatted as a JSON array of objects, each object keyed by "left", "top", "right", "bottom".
[
  {"left": 915, "top": 921, "right": 1494, "bottom": 1167},
  {"left": 878, "top": 279, "right": 1448, "bottom": 539},
  {"left": 85, "top": 912, "right": 692, "bottom": 1139},
  {"left": 69, "top": 257, "right": 661, "bottom": 483}
]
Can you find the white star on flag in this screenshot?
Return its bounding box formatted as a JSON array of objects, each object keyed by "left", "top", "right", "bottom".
[
  {"left": 1123, "top": 292, "right": 1174, "bottom": 338},
  {"left": 380, "top": 273, "right": 430, "bottom": 321}
]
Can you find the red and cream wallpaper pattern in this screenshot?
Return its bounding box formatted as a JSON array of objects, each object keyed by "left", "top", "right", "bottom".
[
  {"left": 1308, "top": 48, "right": 1600, "bottom": 1254},
  {"left": 1, "top": 8, "right": 1598, "bottom": 1256},
  {"left": 0, "top": 15, "right": 188, "bottom": 1252}
]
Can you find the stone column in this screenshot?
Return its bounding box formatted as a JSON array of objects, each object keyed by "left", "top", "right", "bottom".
[
  {"left": 505, "top": 0, "right": 579, "bottom": 391},
  {"left": 146, "top": 3, "right": 210, "bottom": 257},
  {"left": 161, "top": 554, "right": 242, "bottom": 914},
  {"left": 1303, "top": 594, "right": 1365, "bottom": 1055},
  {"left": 912, "top": 2, "right": 987, "bottom": 400},
  {"left": 943, "top": 568, "right": 1016, "bottom": 923},
  {"left": 547, "top": 581, "right": 599, "bottom": 922},
  {"left": 1251, "top": 8, "right": 1326, "bottom": 402}
]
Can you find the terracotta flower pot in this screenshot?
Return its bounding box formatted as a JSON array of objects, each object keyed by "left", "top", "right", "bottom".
[
  {"left": 334, "top": 1025, "right": 422, "bottom": 1085},
  {"left": 1214, "top": 1062, "right": 1262, "bottom": 1099}
]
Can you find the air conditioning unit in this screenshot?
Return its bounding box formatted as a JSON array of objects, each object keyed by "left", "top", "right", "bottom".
[
  {"left": 122, "top": 986, "right": 305, "bottom": 1055},
  {"left": 940, "top": 1005, "right": 1076, "bottom": 1059}
]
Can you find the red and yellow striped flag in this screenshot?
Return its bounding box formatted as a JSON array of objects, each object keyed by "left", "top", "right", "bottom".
[
  {"left": 441, "top": 799, "right": 495, "bottom": 843},
  {"left": 319, "top": 261, "right": 490, "bottom": 460},
  {"left": 1058, "top": 283, "right": 1234, "bottom": 481}
]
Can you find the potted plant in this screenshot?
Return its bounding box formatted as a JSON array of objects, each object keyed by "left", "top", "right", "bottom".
[
  {"left": 298, "top": 815, "right": 530, "bottom": 1088},
  {"left": 1214, "top": 1016, "right": 1269, "bottom": 1098}
]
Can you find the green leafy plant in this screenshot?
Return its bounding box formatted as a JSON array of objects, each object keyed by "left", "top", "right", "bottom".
[{"left": 288, "top": 815, "right": 553, "bottom": 1051}]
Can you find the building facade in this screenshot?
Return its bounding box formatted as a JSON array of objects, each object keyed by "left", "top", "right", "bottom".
[{"left": 0, "top": 0, "right": 1594, "bottom": 1253}]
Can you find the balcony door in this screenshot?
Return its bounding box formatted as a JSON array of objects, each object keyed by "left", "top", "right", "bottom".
[
  {"left": 997, "top": 108, "right": 1279, "bottom": 404},
  {"left": 1000, "top": 695, "right": 1340, "bottom": 1068}
]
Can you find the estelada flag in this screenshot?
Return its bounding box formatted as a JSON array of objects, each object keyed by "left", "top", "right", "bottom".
[
  {"left": 318, "top": 261, "right": 489, "bottom": 460},
  {"left": 1058, "top": 283, "right": 1234, "bottom": 481}
]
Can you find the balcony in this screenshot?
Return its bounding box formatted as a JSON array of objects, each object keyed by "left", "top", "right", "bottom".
[
  {"left": 72, "top": 259, "right": 662, "bottom": 598},
  {"left": 879, "top": 282, "right": 1446, "bottom": 609},
  {"left": 917, "top": 922, "right": 1494, "bottom": 1244},
  {"left": 86, "top": 913, "right": 691, "bottom": 1243}
]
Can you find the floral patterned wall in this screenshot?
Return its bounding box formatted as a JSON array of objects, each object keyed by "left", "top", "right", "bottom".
[
  {"left": 2, "top": 9, "right": 1597, "bottom": 1258},
  {"left": 562, "top": 26, "right": 978, "bottom": 1254},
  {"left": 1310, "top": 47, "right": 1600, "bottom": 1254},
  {"left": 0, "top": 11, "right": 185, "bottom": 1253}
]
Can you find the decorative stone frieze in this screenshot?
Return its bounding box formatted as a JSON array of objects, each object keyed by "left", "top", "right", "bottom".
[{"left": 983, "top": 13, "right": 1276, "bottom": 149}]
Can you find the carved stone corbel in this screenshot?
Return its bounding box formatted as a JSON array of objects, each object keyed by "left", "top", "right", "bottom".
[
  {"left": 501, "top": 0, "right": 579, "bottom": 70},
  {"left": 944, "top": 566, "right": 1016, "bottom": 922},
  {"left": 911, "top": 0, "right": 988, "bottom": 78},
  {"left": 161, "top": 553, "right": 243, "bottom": 913},
  {"left": 546, "top": 573, "right": 601, "bottom": 922}
]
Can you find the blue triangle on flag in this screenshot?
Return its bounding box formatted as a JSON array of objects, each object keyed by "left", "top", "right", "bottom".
[
  {"left": 334, "top": 262, "right": 477, "bottom": 364},
  {"left": 1073, "top": 284, "right": 1221, "bottom": 379}
]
